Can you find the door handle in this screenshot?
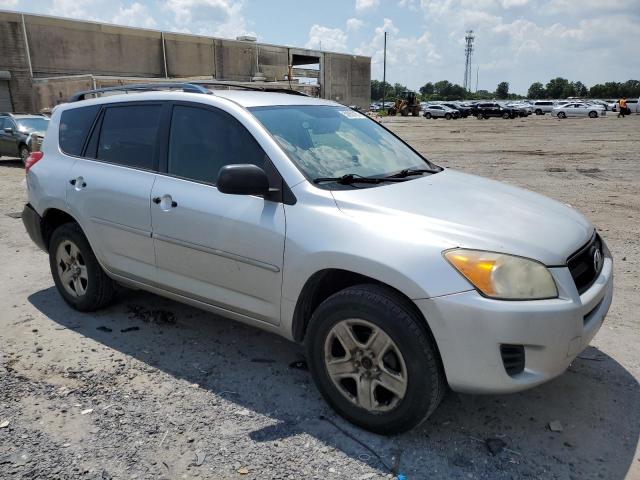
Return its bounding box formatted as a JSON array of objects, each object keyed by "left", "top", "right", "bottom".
[
  {"left": 153, "top": 196, "right": 178, "bottom": 208},
  {"left": 69, "top": 178, "right": 87, "bottom": 188}
]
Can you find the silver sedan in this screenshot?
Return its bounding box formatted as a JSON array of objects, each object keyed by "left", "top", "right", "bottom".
[{"left": 552, "top": 102, "right": 606, "bottom": 118}]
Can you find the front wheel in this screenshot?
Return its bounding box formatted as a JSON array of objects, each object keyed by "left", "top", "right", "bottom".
[
  {"left": 588, "top": 111, "right": 598, "bottom": 118},
  {"left": 502, "top": 112, "right": 510, "bottom": 119},
  {"left": 424, "top": 112, "right": 432, "bottom": 119},
  {"left": 557, "top": 112, "right": 566, "bottom": 118},
  {"left": 444, "top": 113, "right": 452, "bottom": 120},
  {"left": 476, "top": 113, "right": 484, "bottom": 120},
  {"left": 535, "top": 109, "right": 543, "bottom": 115},
  {"left": 306, "top": 284, "right": 445, "bottom": 434},
  {"left": 49, "top": 223, "right": 116, "bottom": 311}
]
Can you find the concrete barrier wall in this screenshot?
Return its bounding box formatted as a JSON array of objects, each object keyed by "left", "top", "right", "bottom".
[
  {"left": 0, "top": 11, "right": 34, "bottom": 111},
  {"left": 0, "top": 12, "right": 371, "bottom": 111},
  {"left": 24, "top": 15, "right": 165, "bottom": 77},
  {"left": 164, "top": 33, "right": 215, "bottom": 78}
]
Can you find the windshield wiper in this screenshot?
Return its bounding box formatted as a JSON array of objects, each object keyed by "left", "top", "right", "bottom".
[
  {"left": 313, "top": 174, "right": 407, "bottom": 185},
  {"left": 385, "top": 167, "right": 441, "bottom": 179}
]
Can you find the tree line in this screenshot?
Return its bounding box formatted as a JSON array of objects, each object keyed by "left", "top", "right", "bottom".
[{"left": 371, "top": 78, "right": 640, "bottom": 102}]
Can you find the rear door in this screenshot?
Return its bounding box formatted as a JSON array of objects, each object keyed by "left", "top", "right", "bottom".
[
  {"left": 65, "top": 102, "right": 163, "bottom": 283},
  {"left": 150, "top": 102, "right": 286, "bottom": 324}
]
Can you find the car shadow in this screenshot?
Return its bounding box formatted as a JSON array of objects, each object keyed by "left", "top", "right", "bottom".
[
  {"left": 0, "top": 157, "right": 23, "bottom": 168},
  {"left": 28, "top": 287, "right": 639, "bottom": 479}
]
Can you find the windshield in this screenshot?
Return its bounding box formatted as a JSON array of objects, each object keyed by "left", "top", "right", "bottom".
[
  {"left": 16, "top": 117, "right": 49, "bottom": 134},
  {"left": 249, "top": 105, "right": 437, "bottom": 183}
]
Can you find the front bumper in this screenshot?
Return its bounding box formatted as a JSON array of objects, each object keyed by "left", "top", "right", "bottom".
[{"left": 415, "top": 256, "right": 613, "bottom": 394}]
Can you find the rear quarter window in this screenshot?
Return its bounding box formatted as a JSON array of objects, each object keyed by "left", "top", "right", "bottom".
[{"left": 59, "top": 105, "right": 100, "bottom": 156}]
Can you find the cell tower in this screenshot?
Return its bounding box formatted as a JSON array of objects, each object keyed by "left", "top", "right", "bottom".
[{"left": 463, "top": 30, "right": 475, "bottom": 91}]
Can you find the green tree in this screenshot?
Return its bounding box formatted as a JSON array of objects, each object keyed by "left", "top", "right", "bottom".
[
  {"left": 495, "top": 81, "right": 509, "bottom": 99},
  {"left": 561, "top": 83, "right": 577, "bottom": 98},
  {"left": 573, "top": 81, "right": 588, "bottom": 97},
  {"left": 419, "top": 82, "right": 435, "bottom": 96},
  {"left": 545, "top": 77, "right": 570, "bottom": 98},
  {"left": 527, "top": 82, "right": 546, "bottom": 98}
]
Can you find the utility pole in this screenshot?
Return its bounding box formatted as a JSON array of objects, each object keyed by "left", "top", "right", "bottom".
[
  {"left": 382, "top": 31, "right": 387, "bottom": 110},
  {"left": 463, "top": 30, "right": 475, "bottom": 92}
]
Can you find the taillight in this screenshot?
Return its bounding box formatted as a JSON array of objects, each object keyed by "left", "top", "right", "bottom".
[{"left": 25, "top": 151, "right": 44, "bottom": 174}]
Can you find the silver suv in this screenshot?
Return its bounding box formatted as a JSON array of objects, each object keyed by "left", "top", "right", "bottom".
[{"left": 22, "top": 83, "right": 613, "bottom": 434}]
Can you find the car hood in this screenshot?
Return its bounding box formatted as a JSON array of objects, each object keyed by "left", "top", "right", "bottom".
[{"left": 330, "top": 169, "right": 593, "bottom": 265}]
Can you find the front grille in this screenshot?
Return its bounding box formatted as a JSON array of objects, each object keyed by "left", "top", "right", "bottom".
[
  {"left": 567, "top": 234, "right": 603, "bottom": 295},
  {"left": 500, "top": 344, "right": 525, "bottom": 376}
]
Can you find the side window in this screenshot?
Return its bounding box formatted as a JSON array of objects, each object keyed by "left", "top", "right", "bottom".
[
  {"left": 168, "top": 105, "right": 265, "bottom": 184},
  {"left": 0, "top": 118, "right": 5, "bottom": 130},
  {"left": 97, "top": 104, "right": 161, "bottom": 170},
  {"left": 59, "top": 105, "right": 100, "bottom": 156}
]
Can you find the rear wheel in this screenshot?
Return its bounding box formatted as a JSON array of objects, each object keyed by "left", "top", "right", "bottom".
[
  {"left": 476, "top": 113, "right": 484, "bottom": 120},
  {"left": 306, "top": 284, "right": 445, "bottom": 434},
  {"left": 502, "top": 112, "right": 510, "bottom": 119},
  {"left": 49, "top": 223, "right": 116, "bottom": 311},
  {"left": 588, "top": 111, "right": 598, "bottom": 118},
  {"left": 19, "top": 145, "right": 30, "bottom": 164},
  {"left": 557, "top": 112, "right": 566, "bottom": 119},
  {"left": 535, "top": 109, "right": 543, "bottom": 115},
  {"left": 444, "top": 113, "right": 452, "bottom": 120},
  {"left": 424, "top": 112, "right": 432, "bottom": 119}
]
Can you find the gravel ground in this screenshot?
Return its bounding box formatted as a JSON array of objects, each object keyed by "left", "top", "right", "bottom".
[{"left": 0, "top": 113, "right": 639, "bottom": 480}]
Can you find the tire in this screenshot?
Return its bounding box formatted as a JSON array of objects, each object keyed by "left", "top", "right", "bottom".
[
  {"left": 588, "top": 111, "right": 598, "bottom": 118},
  {"left": 424, "top": 112, "right": 432, "bottom": 119},
  {"left": 502, "top": 112, "right": 510, "bottom": 119},
  {"left": 557, "top": 112, "right": 566, "bottom": 119},
  {"left": 535, "top": 109, "right": 543, "bottom": 115},
  {"left": 19, "top": 145, "right": 30, "bottom": 164},
  {"left": 306, "top": 284, "right": 445, "bottom": 434},
  {"left": 400, "top": 107, "right": 409, "bottom": 117},
  {"left": 476, "top": 113, "right": 484, "bottom": 120},
  {"left": 444, "top": 113, "right": 452, "bottom": 120},
  {"left": 49, "top": 223, "right": 116, "bottom": 312}
]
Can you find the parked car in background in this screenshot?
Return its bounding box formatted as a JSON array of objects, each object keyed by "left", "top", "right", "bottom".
[
  {"left": 470, "top": 102, "right": 516, "bottom": 119},
  {"left": 443, "top": 103, "right": 471, "bottom": 118},
  {"left": 530, "top": 101, "right": 556, "bottom": 115},
  {"left": 423, "top": 104, "right": 460, "bottom": 120},
  {"left": 552, "top": 102, "right": 606, "bottom": 118},
  {"left": 0, "top": 113, "right": 50, "bottom": 163},
  {"left": 506, "top": 102, "right": 532, "bottom": 117}
]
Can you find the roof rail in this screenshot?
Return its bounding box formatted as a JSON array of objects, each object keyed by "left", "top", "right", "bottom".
[
  {"left": 69, "top": 83, "right": 212, "bottom": 102},
  {"left": 189, "top": 80, "right": 309, "bottom": 96}
]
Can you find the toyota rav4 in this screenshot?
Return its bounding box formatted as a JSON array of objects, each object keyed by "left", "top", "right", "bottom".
[{"left": 22, "top": 83, "right": 613, "bottom": 434}]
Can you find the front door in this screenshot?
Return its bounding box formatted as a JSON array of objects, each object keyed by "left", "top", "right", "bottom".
[
  {"left": 0, "top": 118, "right": 18, "bottom": 157},
  {"left": 151, "top": 103, "right": 286, "bottom": 325},
  {"left": 66, "top": 102, "right": 163, "bottom": 283}
]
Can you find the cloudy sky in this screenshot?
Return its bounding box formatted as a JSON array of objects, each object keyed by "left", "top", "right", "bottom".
[{"left": 1, "top": 0, "right": 639, "bottom": 94}]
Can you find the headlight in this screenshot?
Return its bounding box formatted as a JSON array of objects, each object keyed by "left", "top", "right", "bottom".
[{"left": 444, "top": 249, "right": 558, "bottom": 300}]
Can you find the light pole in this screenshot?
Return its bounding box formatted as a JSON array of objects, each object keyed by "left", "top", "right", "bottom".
[{"left": 382, "top": 31, "right": 387, "bottom": 110}]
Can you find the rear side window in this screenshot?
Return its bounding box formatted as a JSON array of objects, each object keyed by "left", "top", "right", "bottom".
[
  {"left": 0, "top": 118, "right": 5, "bottom": 130},
  {"left": 167, "top": 105, "right": 265, "bottom": 184},
  {"left": 59, "top": 105, "right": 100, "bottom": 156},
  {"left": 97, "top": 105, "right": 161, "bottom": 170}
]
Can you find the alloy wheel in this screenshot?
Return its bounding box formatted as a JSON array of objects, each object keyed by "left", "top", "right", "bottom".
[
  {"left": 55, "top": 240, "right": 88, "bottom": 297},
  {"left": 323, "top": 318, "right": 408, "bottom": 412}
]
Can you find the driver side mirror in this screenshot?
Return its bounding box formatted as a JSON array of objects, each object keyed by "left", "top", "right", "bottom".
[
  {"left": 217, "top": 164, "right": 270, "bottom": 197},
  {"left": 3, "top": 127, "right": 13, "bottom": 134}
]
